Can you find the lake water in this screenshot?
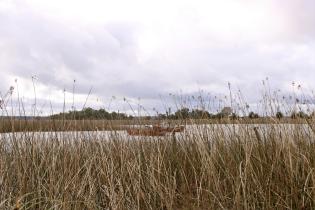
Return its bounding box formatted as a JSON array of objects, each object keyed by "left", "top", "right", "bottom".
[{"left": 1, "top": 124, "right": 314, "bottom": 142}]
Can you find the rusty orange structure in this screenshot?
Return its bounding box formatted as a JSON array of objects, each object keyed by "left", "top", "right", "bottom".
[{"left": 126, "top": 125, "right": 185, "bottom": 136}]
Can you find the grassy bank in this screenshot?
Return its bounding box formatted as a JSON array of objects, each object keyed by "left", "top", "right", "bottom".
[
  {"left": 0, "top": 117, "right": 312, "bottom": 133},
  {"left": 1, "top": 120, "right": 315, "bottom": 209}
]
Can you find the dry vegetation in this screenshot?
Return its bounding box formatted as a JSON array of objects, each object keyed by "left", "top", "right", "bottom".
[
  {"left": 0, "top": 118, "right": 311, "bottom": 133},
  {"left": 0, "top": 119, "right": 129, "bottom": 133},
  {"left": 1, "top": 82, "right": 315, "bottom": 209},
  {"left": 1, "top": 119, "right": 315, "bottom": 209}
]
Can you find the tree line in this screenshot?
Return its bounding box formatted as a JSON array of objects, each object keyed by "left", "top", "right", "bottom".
[
  {"left": 50, "top": 107, "right": 231, "bottom": 120},
  {"left": 50, "top": 108, "right": 133, "bottom": 120},
  {"left": 50, "top": 107, "right": 314, "bottom": 120}
]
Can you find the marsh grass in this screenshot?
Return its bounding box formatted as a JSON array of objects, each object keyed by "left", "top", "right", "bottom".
[
  {"left": 1, "top": 119, "right": 315, "bottom": 209},
  {"left": 0, "top": 118, "right": 310, "bottom": 134},
  {"left": 1, "top": 81, "right": 315, "bottom": 209}
]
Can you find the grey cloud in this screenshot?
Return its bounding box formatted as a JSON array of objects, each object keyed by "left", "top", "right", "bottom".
[
  {"left": 278, "top": 0, "right": 315, "bottom": 39},
  {"left": 0, "top": 10, "right": 141, "bottom": 92},
  {"left": 0, "top": 0, "right": 315, "bottom": 114}
]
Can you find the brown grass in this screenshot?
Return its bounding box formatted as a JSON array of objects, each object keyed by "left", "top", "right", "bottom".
[
  {"left": 1, "top": 119, "right": 315, "bottom": 209},
  {"left": 0, "top": 117, "right": 310, "bottom": 133},
  {"left": 1, "top": 81, "right": 315, "bottom": 209}
]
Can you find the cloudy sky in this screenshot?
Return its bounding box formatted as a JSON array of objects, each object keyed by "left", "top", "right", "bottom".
[{"left": 0, "top": 0, "right": 314, "bottom": 115}]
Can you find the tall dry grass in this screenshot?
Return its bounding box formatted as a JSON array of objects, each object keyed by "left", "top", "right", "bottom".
[
  {"left": 1, "top": 81, "right": 315, "bottom": 209},
  {"left": 0, "top": 121, "right": 315, "bottom": 209}
]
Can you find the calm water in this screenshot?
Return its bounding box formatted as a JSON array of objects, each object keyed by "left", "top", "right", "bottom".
[{"left": 1, "top": 124, "right": 314, "bottom": 142}]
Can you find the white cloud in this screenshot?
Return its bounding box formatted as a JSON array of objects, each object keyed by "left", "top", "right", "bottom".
[{"left": 0, "top": 0, "right": 314, "bottom": 114}]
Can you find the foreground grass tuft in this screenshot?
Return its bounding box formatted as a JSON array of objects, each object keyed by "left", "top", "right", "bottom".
[{"left": 1, "top": 121, "right": 315, "bottom": 209}]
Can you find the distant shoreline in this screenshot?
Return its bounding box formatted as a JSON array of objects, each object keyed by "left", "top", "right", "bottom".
[{"left": 0, "top": 118, "right": 313, "bottom": 133}]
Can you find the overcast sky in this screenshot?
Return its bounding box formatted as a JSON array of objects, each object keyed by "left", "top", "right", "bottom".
[{"left": 0, "top": 0, "right": 315, "bottom": 115}]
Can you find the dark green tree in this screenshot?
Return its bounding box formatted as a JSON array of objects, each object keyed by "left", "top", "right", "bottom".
[
  {"left": 248, "top": 112, "right": 259, "bottom": 119},
  {"left": 276, "top": 111, "right": 283, "bottom": 119}
]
